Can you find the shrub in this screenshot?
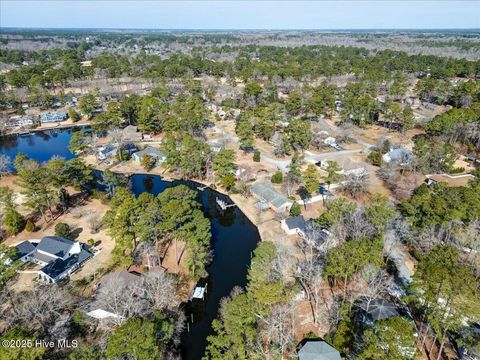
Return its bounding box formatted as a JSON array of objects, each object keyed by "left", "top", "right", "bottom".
[
  {"left": 140, "top": 154, "right": 156, "bottom": 172},
  {"left": 3, "top": 208, "right": 25, "bottom": 235},
  {"left": 289, "top": 202, "right": 301, "bottom": 217},
  {"left": 367, "top": 150, "right": 383, "bottom": 166},
  {"left": 253, "top": 150, "right": 261, "bottom": 162},
  {"left": 68, "top": 108, "right": 80, "bottom": 122},
  {"left": 271, "top": 171, "right": 283, "bottom": 184},
  {"left": 220, "top": 174, "right": 236, "bottom": 190},
  {"left": 87, "top": 238, "right": 95, "bottom": 247},
  {"left": 449, "top": 167, "right": 465, "bottom": 174},
  {"left": 54, "top": 223, "right": 72, "bottom": 239},
  {"left": 25, "top": 220, "right": 36, "bottom": 232}
]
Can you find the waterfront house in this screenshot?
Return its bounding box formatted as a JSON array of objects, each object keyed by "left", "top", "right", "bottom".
[
  {"left": 298, "top": 340, "right": 341, "bottom": 360},
  {"left": 6, "top": 118, "right": 34, "bottom": 128},
  {"left": 250, "top": 182, "right": 292, "bottom": 213},
  {"left": 97, "top": 144, "right": 118, "bottom": 160},
  {"left": 87, "top": 271, "right": 142, "bottom": 320},
  {"left": 132, "top": 146, "right": 165, "bottom": 163},
  {"left": 39, "top": 111, "right": 68, "bottom": 123},
  {"left": 14, "top": 236, "right": 92, "bottom": 284},
  {"left": 281, "top": 216, "right": 308, "bottom": 236}
]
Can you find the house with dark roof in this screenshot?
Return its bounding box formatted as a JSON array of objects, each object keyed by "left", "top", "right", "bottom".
[
  {"left": 281, "top": 215, "right": 331, "bottom": 245},
  {"left": 358, "top": 298, "right": 400, "bottom": 327},
  {"left": 14, "top": 236, "right": 92, "bottom": 284},
  {"left": 281, "top": 215, "right": 308, "bottom": 236},
  {"left": 14, "top": 240, "right": 37, "bottom": 263},
  {"left": 298, "top": 340, "right": 341, "bottom": 360}
]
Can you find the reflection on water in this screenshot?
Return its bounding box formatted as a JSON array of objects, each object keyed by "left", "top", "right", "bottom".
[
  {"left": 129, "top": 174, "right": 260, "bottom": 360},
  {"left": 1, "top": 129, "right": 260, "bottom": 360}
]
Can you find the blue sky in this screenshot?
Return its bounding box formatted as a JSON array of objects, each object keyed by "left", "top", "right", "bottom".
[{"left": 1, "top": 1, "right": 479, "bottom": 30}]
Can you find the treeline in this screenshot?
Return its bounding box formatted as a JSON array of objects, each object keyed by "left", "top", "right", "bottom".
[{"left": 2, "top": 42, "right": 479, "bottom": 89}]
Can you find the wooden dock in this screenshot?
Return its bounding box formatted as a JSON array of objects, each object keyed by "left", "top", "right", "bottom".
[{"left": 216, "top": 197, "right": 236, "bottom": 211}]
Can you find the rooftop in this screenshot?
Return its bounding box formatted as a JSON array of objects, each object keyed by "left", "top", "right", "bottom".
[
  {"left": 15, "top": 240, "right": 36, "bottom": 258},
  {"left": 250, "top": 182, "right": 291, "bottom": 208},
  {"left": 298, "top": 341, "right": 341, "bottom": 360},
  {"left": 36, "top": 236, "right": 75, "bottom": 258},
  {"left": 41, "top": 248, "right": 92, "bottom": 280}
]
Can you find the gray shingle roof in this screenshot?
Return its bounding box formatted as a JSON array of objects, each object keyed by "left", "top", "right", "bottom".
[
  {"left": 31, "top": 250, "right": 57, "bottom": 264},
  {"left": 299, "top": 341, "right": 341, "bottom": 360},
  {"left": 15, "top": 241, "right": 36, "bottom": 257},
  {"left": 41, "top": 248, "right": 92, "bottom": 280},
  {"left": 36, "top": 236, "right": 75, "bottom": 258},
  {"left": 133, "top": 147, "right": 164, "bottom": 159},
  {"left": 364, "top": 299, "right": 399, "bottom": 322},
  {"left": 100, "top": 271, "right": 141, "bottom": 288},
  {"left": 285, "top": 216, "right": 307, "bottom": 231}
]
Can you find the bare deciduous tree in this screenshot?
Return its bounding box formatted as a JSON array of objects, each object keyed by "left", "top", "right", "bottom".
[
  {"left": 341, "top": 170, "right": 370, "bottom": 199},
  {"left": 3, "top": 285, "right": 74, "bottom": 333},
  {"left": 0, "top": 154, "right": 11, "bottom": 178},
  {"left": 258, "top": 303, "right": 296, "bottom": 359},
  {"left": 86, "top": 213, "right": 102, "bottom": 234}
]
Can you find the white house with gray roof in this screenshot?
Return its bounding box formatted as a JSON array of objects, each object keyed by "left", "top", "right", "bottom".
[
  {"left": 14, "top": 236, "right": 92, "bottom": 284},
  {"left": 132, "top": 146, "right": 165, "bottom": 163}
]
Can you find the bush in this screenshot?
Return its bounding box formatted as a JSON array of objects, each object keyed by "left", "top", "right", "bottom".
[
  {"left": 87, "top": 239, "right": 95, "bottom": 247},
  {"left": 68, "top": 108, "right": 80, "bottom": 122},
  {"left": 367, "top": 150, "right": 383, "bottom": 166},
  {"left": 271, "top": 171, "right": 283, "bottom": 184},
  {"left": 220, "top": 174, "right": 236, "bottom": 190},
  {"left": 25, "top": 220, "right": 36, "bottom": 232},
  {"left": 449, "top": 167, "right": 465, "bottom": 174},
  {"left": 253, "top": 150, "right": 261, "bottom": 162},
  {"left": 140, "top": 153, "right": 156, "bottom": 172},
  {"left": 3, "top": 208, "right": 25, "bottom": 235},
  {"left": 289, "top": 202, "right": 301, "bottom": 217},
  {"left": 54, "top": 223, "right": 72, "bottom": 239}
]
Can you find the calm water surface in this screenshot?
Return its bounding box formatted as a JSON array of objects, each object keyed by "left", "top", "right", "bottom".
[{"left": 0, "top": 129, "right": 260, "bottom": 360}]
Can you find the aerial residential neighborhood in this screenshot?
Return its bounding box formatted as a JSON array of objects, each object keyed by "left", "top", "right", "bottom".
[{"left": 0, "top": 1, "right": 479, "bottom": 360}]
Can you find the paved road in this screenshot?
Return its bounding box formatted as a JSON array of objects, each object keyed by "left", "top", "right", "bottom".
[{"left": 213, "top": 124, "right": 375, "bottom": 173}]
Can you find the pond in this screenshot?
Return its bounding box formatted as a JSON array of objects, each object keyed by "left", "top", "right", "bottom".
[{"left": 0, "top": 129, "right": 260, "bottom": 360}]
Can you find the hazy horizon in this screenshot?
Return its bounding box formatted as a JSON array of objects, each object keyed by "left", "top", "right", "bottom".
[{"left": 1, "top": 1, "right": 479, "bottom": 30}]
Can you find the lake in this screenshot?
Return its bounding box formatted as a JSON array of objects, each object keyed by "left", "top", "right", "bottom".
[{"left": 0, "top": 129, "right": 260, "bottom": 360}]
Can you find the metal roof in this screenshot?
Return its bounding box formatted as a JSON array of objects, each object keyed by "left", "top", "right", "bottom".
[
  {"left": 250, "top": 182, "right": 290, "bottom": 208},
  {"left": 299, "top": 341, "right": 341, "bottom": 360}
]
